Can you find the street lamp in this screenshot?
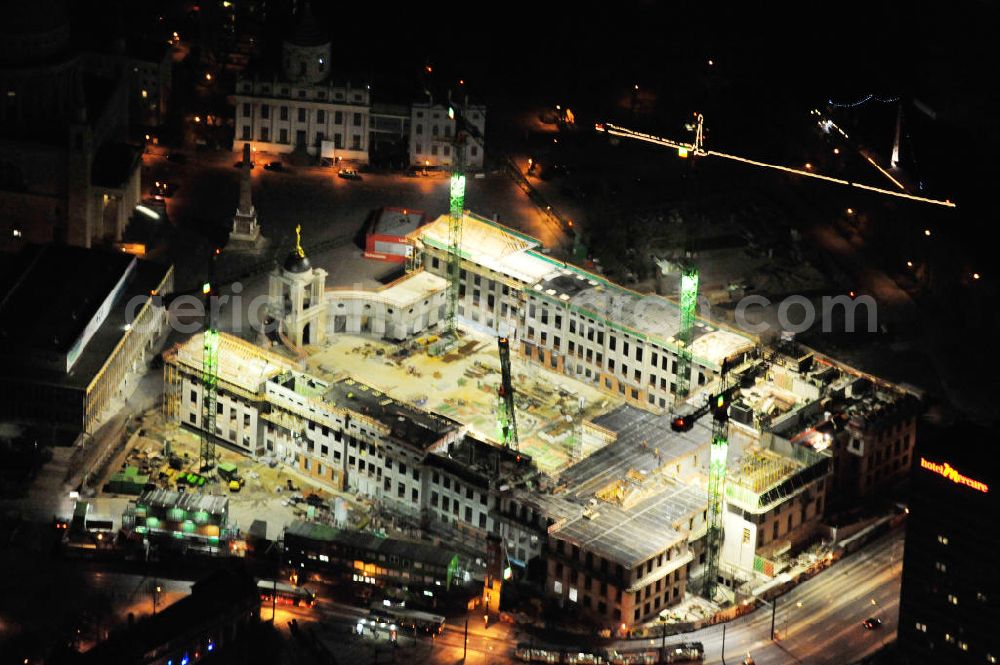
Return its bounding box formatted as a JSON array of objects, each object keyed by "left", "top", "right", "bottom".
[{"left": 659, "top": 609, "right": 669, "bottom": 664}]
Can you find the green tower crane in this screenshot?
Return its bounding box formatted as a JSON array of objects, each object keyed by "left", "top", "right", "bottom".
[
  {"left": 670, "top": 359, "right": 738, "bottom": 600},
  {"left": 200, "top": 249, "right": 220, "bottom": 470},
  {"left": 675, "top": 267, "right": 699, "bottom": 399}
]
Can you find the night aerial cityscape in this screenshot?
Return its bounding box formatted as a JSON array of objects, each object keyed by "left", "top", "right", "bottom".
[{"left": 0, "top": 1, "right": 997, "bottom": 664}]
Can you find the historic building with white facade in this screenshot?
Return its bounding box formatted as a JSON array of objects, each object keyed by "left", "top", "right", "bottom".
[{"left": 232, "top": 3, "right": 371, "bottom": 161}]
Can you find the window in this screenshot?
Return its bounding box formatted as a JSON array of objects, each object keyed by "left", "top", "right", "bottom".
[
  {"left": 416, "top": 124, "right": 423, "bottom": 135},
  {"left": 242, "top": 103, "right": 250, "bottom": 117},
  {"left": 295, "top": 108, "right": 305, "bottom": 122},
  {"left": 280, "top": 106, "right": 288, "bottom": 120},
  {"left": 190, "top": 390, "right": 197, "bottom": 403},
  {"left": 353, "top": 112, "right": 362, "bottom": 126},
  {"left": 334, "top": 111, "right": 343, "bottom": 124},
  {"left": 260, "top": 127, "right": 269, "bottom": 141},
  {"left": 554, "top": 580, "right": 563, "bottom": 594},
  {"left": 471, "top": 146, "right": 478, "bottom": 157},
  {"left": 334, "top": 133, "right": 342, "bottom": 149},
  {"left": 465, "top": 507, "right": 472, "bottom": 523},
  {"left": 352, "top": 135, "right": 361, "bottom": 150},
  {"left": 241, "top": 125, "right": 251, "bottom": 140},
  {"left": 280, "top": 128, "right": 288, "bottom": 143},
  {"left": 317, "top": 109, "right": 325, "bottom": 123},
  {"left": 261, "top": 105, "right": 270, "bottom": 119},
  {"left": 478, "top": 513, "right": 486, "bottom": 528},
  {"left": 415, "top": 143, "right": 423, "bottom": 154},
  {"left": 568, "top": 587, "right": 578, "bottom": 603}
]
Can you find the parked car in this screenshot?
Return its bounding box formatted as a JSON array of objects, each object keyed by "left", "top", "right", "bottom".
[
  {"left": 263, "top": 161, "right": 286, "bottom": 172},
  {"left": 234, "top": 160, "right": 255, "bottom": 169},
  {"left": 150, "top": 181, "right": 178, "bottom": 199},
  {"left": 863, "top": 617, "right": 882, "bottom": 630},
  {"left": 338, "top": 168, "right": 361, "bottom": 180}
]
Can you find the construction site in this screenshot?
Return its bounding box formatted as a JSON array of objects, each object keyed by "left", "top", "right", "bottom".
[{"left": 59, "top": 101, "right": 923, "bottom": 636}]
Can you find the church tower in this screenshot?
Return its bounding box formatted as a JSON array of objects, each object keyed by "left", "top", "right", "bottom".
[{"left": 268, "top": 225, "right": 327, "bottom": 348}]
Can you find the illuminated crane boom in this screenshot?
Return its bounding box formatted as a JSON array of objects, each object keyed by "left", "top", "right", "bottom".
[{"left": 596, "top": 121, "right": 956, "bottom": 208}]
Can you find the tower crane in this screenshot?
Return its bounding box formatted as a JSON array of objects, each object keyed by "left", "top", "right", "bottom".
[
  {"left": 441, "top": 94, "right": 485, "bottom": 338},
  {"left": 595, "top": 112, "right": 955, "bottom": 396},
  {"left": 670, "top": 357, "right": 740, "bottom": 599},
  {"left": 495, "top": 337, "right": 519, "bottom": 450},
  {"left": 595, "top": 118, "right": 955, "bottom": 207},
  {"left": 200, "top": 248, "right": 221, "bottom": 470}
]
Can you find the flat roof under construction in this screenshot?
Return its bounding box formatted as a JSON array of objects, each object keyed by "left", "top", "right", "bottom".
[
  {"left": 550, "top": 482, "right": 704, "bottom": 568},
  {"left": 560, "top": 405, "right": 710, "bottom": 499},
  {"left": 322, "top": 377, "right": 459, "bottom": 450},
  {"left": 533, "top": 267, "right": 753, "bottom": 366},
  {"left": 415, "top": 213, "right": 553, "bottom": 284},
  {"left": 167, "top": 332, "right": 296, "bottom": 394}
]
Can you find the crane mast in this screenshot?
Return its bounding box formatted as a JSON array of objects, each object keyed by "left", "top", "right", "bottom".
[
  {"left": 445, "top": 105, "right": 467, "bottom": 337},
  {"left": 495, "top": 337, "right": 519, "bottom": 449},
  {"left": 200, "top": 249, "right": 221, "bottom": 470}
]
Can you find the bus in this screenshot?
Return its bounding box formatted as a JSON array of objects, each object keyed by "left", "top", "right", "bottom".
[
  {"left": 258, "top": 580, "right": 316, "bottom": 607},
  {"left": 606, "top": 642, "right": 704, "bottom": 665},
  {"left": 514, "top": 641, "right": 703, "bottom": 665},
  {"left": 368, "top": 603, "right": 446, "bottom": 635}
]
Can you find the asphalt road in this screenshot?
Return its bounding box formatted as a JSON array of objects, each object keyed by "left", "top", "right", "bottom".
[
  {"left": 296, "top": 528, "right": 904, "bottom": 664},
  {"left": 638, "top": 529, "right": 903, "bottom": 665}
]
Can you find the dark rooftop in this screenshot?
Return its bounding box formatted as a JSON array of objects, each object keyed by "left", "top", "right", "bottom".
[
  {"left": 324, "top": 378, "right": 459, "bottom": 450},
  {"left": 0, "top": 244, "right": 136, "bottom": 355},
  {"left": 0, "top": 245, "right": 172, "bottom": 390},
  {"left": 285, "top": 520, "right": 459, "bottom": 569}
]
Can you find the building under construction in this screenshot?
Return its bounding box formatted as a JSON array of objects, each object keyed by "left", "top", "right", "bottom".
[{"left": 157, "top": 215, "right": 920, "bottom": 628}]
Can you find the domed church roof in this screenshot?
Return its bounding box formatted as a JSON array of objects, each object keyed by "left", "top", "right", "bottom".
[
  {"left": 283, "top": 224, "right": 311, "bottom": 273},
  {"left": 287, "top": 0, "right": 328, "bottom": 47}
]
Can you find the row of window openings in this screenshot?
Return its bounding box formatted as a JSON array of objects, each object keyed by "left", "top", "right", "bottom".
[
  {"left": 243, "top": 83, "right": 363, "bottom": 102},
  {"left": 415, "top": 110, "right": 481, "bottom": 121},
  {"left": 415, "top": 143, "right": 478, "bottom": 157},
  {"left": 244, "top": 105, "right": 362, "bottom": 126},
  {"left": 243, "top": 125, "right": 362, "bottom": 150},
  {"left": 429, "top": 492, "right": 488, "bottom": 528}
]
